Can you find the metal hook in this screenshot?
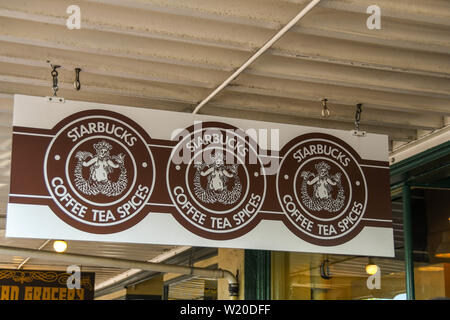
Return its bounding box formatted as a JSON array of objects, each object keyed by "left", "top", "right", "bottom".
[
  {"left": 321, "top": 98, "right": 330, "bottom": 118},
  {"left": 352, "top": 103, "right": 366, "bottom": 137},
  {"left": 320, "top": 258, "right": 332, "bottom": 280},
  {"left": 50, "top": 64, "right": 61, "bottom": 97},
  {"left": 355, "top": 103, "right": 362, "bottom": 131},
  {"left": 74, "top": 68, "right": 82, "bottom": 91}
]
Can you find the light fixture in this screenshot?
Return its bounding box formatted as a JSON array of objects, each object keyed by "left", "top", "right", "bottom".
[
  {"left": 434, "top": 231, "right": 450, "bottom": 259},
  {"left": 418, "top": 266, "right": 444, "bottom": 272},
  {"left": 365, "top": 264, "right": 379, "bottom": 275},
  {"left": 365, "top": 257, "right": 378, "bottom": 275},
  {"left": 53, "top": 240, "right": 68, "bottom": 253}
]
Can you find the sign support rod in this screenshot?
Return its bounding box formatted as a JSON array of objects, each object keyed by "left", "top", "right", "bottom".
[{"left": 191, "top": 0, "right": 321, "bottom": 114}]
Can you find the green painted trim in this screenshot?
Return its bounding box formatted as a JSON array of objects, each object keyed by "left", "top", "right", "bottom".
[
  {"left": 390, "top": 142, "right": 450, "bottom": 196},
  {"left": 244, "top": 250, "right": 271, "bottom": 300},
  {"left": 402, "top": 184, "right": 415, "bottom": 300},
  {"left": 390, "top": 141, "right": 450, "bottom": 177},
  {"left": 391, "top": 177, "right": 450, "bottom": 194}
]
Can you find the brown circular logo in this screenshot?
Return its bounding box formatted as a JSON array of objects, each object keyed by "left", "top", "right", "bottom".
[
  {"left": 44, "top": 110, "right": 155, "bottom": 233},
  {"left": 166, "top": 122, "right": 266, "bottom": 240},
  {"left": 277, "top": 133, "right": 367, "bottom": 246}
]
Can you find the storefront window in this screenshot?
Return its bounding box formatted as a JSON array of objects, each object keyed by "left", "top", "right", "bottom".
[
  {"left": 165, "top": 278, "right": 217, "bottom": 300},
  {"left": 272, "top": 188, "right": 450, "bottom": 300},
  {"left": 415, "top": 262, "right": 449, "bottom": 299},
  {"left": 272, "top": 252, "right": 406, "bottom": 300}
]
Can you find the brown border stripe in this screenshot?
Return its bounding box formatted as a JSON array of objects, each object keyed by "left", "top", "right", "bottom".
[
  {"left": 9, "top": 124, "right": 394, "bottom": 240},
  {"left": 360, "top": 159, "right": 389, "bottom": 167},
  {"left": 362, "top": 219, "right": 393, "bottom": 228},
  {"left": 13, "top": 126, "right": 54, "bottom": 135}
]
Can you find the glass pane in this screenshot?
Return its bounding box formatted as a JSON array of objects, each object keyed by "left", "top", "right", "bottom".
[{"left": 272, "top": 251, "right": 407, "bottom": 300}]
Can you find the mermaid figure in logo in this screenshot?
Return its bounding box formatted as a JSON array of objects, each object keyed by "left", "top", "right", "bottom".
[
  {"left": 305, "top": 162, "right": 341, "bottom": 200},
  {"left": 200, "top": 152, "right": 234, "bottom": 192},
  {"left": 300, "top": 161, "right": 345, "bottom": 212},
  {"left": 81, "top": 141, "right": 125, "bottom": 183}
]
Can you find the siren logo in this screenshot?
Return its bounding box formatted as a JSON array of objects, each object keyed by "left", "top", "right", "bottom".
[
  {"left": 300, "top": 161, "right": 346, "bottom": 213},
  {"left": 43, "top": 110, "right": 155, "bottom": 233},
  {"left": 277, "top": 133, "right": 368, "bottom": 246},
  {"left": 73, "top": 140, "right": 127, "bottom": 197},
  {"left": 193, "top": 152, "right": 242, "bottom": 205},
  {"left": 167, "top": 122, "right": 266, "bottom": 240}
]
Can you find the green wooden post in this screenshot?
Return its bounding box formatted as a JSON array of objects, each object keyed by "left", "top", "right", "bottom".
[
  {"left": 244, "top": 250, "right": 271, "bottom": 300},
  {"left": 402, "top": 184, "right": 415, "bottom": 300}
]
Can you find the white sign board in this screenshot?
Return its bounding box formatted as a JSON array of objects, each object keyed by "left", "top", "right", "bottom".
[{"left": 6, "top": 95, "right": 394, "bottom": 256}]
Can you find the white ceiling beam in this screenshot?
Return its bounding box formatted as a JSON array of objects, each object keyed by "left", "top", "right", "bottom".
[
  {"left": 78, "top": 0, "right": 450, "bottom": 59},
  {"left": 269, "top": 33, "right": 450, "bottom": 78},
  {"left": 0, "top": 6, "right": 254, "bottom": 53},
  {"left": 248, "top": 56, "right": 450, "bottom": 99},
  {"left": 210, "top": 92, "right": 443, "bottom": 131},
  {"left": 0, "top": 126, "right": 11, "bottom": 137},
  {"left": 0, "top": 81, "right": 192, "bottom": 113},
  {"left": 0, "top": 80, "right": 417, "bottom": 143},
  {"left": 1, "top": 58, "right": 449, "bottom": 117},
  {"left": 0, "top": 16, "right": 248, "bottom": 72},
  {"left": 0, "top": 69, "right": 446, "bottom": 133},
  {"left": 0, "top": 5, "right": 448, "bottom": 78},
  {"left": 0, "top": 96, "right": 12, "bottom": 114},
  {"left": 230, "top": 74, "right": 450, "bottom": 116},
  {"left": 83, "top": 0, "right": 450, "bottom": 29},
  {"left": 0, "top": 70, "right": 446, "bottom": 137},
  {"left": 0, "top": 72, "right": 207, "bottom": 106},
  {"left": 0, "top": 175, "right": 10, "bottom": 184},
  {"left": 289, "top": 8, "right": 450, "bottom": 55},
  {"left": 288, "top": 0, "right": 450, "bottom": 27},
  {"left": 1, "top": 41, "right": 448, "bottom": 102},
  {"left": 0, "top": 55, "right": 218, "bottom": 90},
  {"left": 203, "top": 104, "right": 417, "bottom": 142},
  {"left": 0, "top": 113, "right": 11, "bottom": 126},
  {"left": 0, "top": 151, "right": 10, "bottom": 161}
]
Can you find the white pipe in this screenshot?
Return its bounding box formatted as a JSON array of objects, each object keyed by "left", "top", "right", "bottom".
[
  {"left": 192, "top": 0, "right": 321, "bottom": 115},
  {"left": 0, "top": 245, "right": 239, "bottom": 298},
  {"left": 95, "top": 245, "right": 192, "bottom": 291},
  {"left": 17, "top": 239, "right": 51, "bottom": 270}
]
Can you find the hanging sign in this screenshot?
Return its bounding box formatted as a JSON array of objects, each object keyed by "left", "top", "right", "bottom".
[
  {"left": 6, "top": 95, "right": 394, "bottom": 256},
  {"left": 0, "top": 269, "right": 95, "bottom": 300}
]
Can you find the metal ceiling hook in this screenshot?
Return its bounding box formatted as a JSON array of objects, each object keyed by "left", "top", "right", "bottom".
[
  {"left": 320, "top": 258, "right": 332, "bottom": 280},
  {"left": 355, "top": 103, "right": 362, "bottom": 131},
  {"left": 352, "top": 103, "right": 366, "bottom": 137},
  {"left": 74, "top": 68, "right": 82, "bottom": 91},
  {"left": 321, "top": 98, "right": 330, "bottom": 118},
  {"left": 50, "top": 64, "right": 61, "bottom": 97}
]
